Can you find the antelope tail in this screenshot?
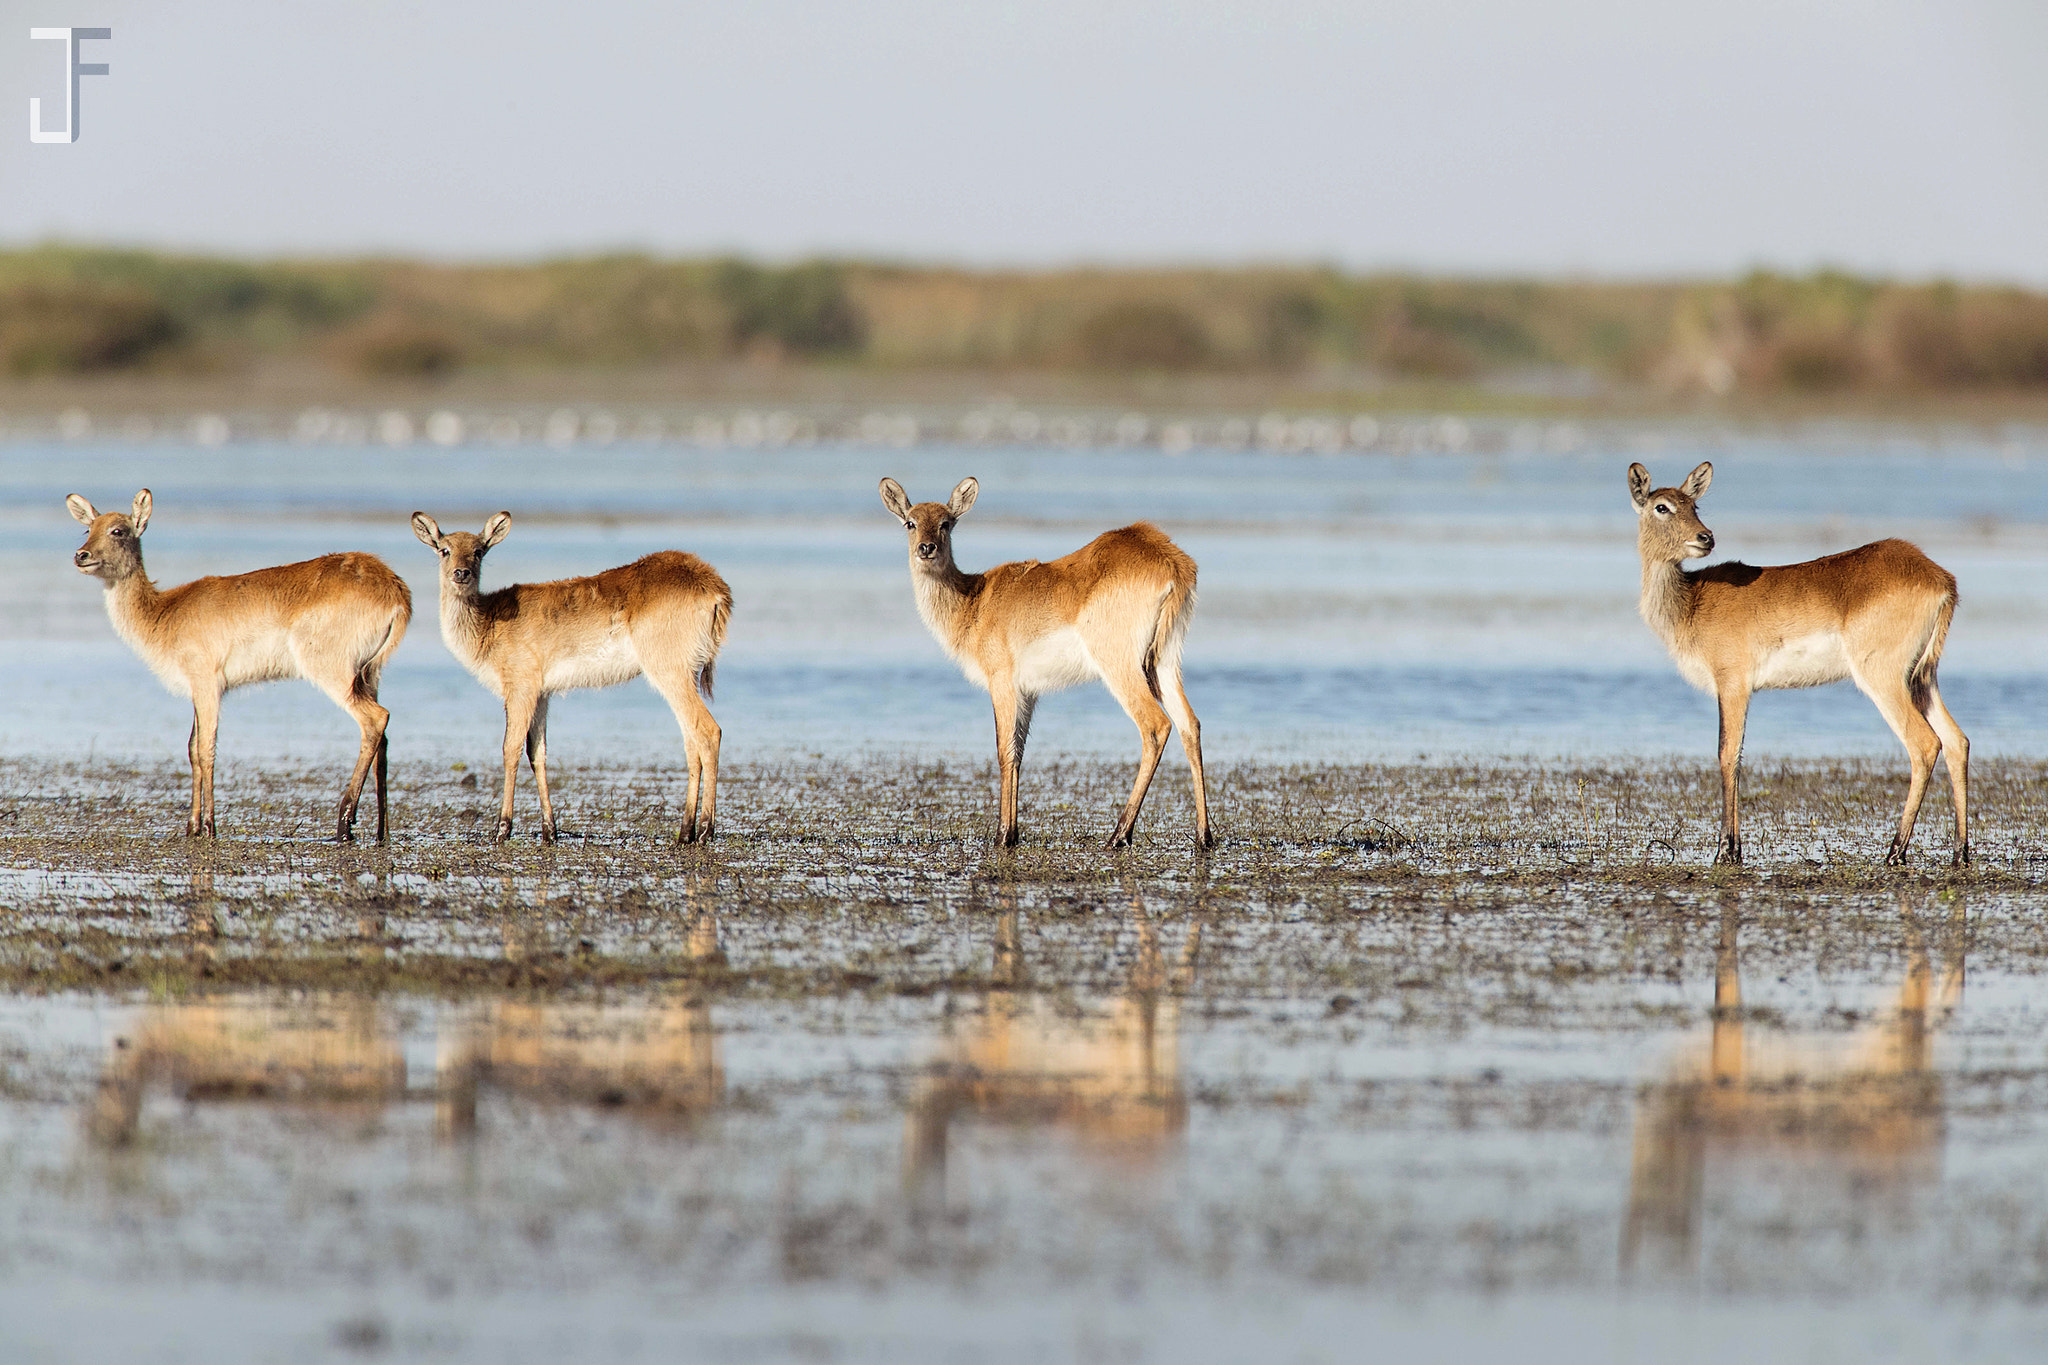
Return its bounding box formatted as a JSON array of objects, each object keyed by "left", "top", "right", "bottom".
[
  {"left": 1909, "top": 584, "right": 1954, "bottom": 702},
  {"left": 697, "top": 590, "right": 732, "bottom": 701},
  {"left": 1143, "top": 565, "right": 1198, "bottom": 700}
]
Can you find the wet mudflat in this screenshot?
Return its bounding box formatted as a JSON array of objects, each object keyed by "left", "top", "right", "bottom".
[{"left": 2, "top": 756, "right": 2047, "bottom": 1362}]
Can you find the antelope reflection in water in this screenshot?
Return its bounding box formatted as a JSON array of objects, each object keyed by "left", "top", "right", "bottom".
[
  {"left": 87, "top": 906, "right": 726, "bottom": 1146},
  {"left": 435, "top": 909, "right": 725, "bottom": 1137},
  {"left": 1622, "top": 901, "right": 1965, "bottom": 1276},
  {"left": 905, "top": 897, "right": 1199, "bottom": 1207}
]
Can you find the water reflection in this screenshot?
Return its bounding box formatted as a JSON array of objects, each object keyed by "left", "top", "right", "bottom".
[
  {"left": 904, "top": 897, "right": 1198, "bottom": 1210},
  {"left": 86, "top": 906, "right": 729, "bottom": 1148},
  {"left": 1623, "top": 900, "right": 1965, "bottom": 1275}
]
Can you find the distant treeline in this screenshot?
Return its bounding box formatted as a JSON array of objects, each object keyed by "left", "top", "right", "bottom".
[{"left": 3, "top": 244, "right": 2048, "bottom": 395}]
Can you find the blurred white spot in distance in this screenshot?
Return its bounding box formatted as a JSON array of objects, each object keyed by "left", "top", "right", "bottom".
[
  {"left": 193, "top": 413, "right": 230, "bottom": 447},
  {"left": 293, "top": 408, "right": 334, "bottom": 443},
  {"left": 585, "top": 412, "right": 619, "bottom": 445},
  {"left": 1114, "top": 413, "right": 1148, "bottom": 445},
  {"left": 1436, "top": 417, "right": 1471, "bottom": 451},
  {"left": 1348, "top": 415, "right": 1381, "bottom": 448},
  {"left": 691, "top": 415, "right": 726, "bottom": 448},
  {"left": 889, "top": 414, "right": 919, "bottom": 448},
  {"left": 959, "top": 411, "right": 995, "bottom": 443},
  {"left": 376, "top": 411, "right": 414, "bottom": 446},
  {"left": 1256, "top": 413, "right": 1289, "bottom": 450},
  {"left": 1219, "top": 417, "right": 1251, "bottom": 449},
  {"left": 1159, "top": 421, "right": 1195, "bottom": 455},
  {"left": 1006, "top": 411, "right": 1041, "bottom": 441},
  {"left": 729, "top": 411, "right": 764, "bottom": 448},
  {"left": 57, "top": 408, "right": 91, "bottom": 441},
  {"left": 425, "top": 411, "right": 464, "bottom": 446},
  {"left": 544, "top": 409, "right": 579, "bottom": 447}
]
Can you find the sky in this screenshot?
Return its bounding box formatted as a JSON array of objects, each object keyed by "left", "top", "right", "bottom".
[{"left": 0, "top": 0, "right": 2044, "bottom": 279}]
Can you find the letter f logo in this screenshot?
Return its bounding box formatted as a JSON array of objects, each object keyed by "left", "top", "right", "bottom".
[{"left": 29, "top": 27, "right": 111, "bottom": 143}]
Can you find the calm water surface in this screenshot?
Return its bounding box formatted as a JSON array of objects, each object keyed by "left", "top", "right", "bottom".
[{"left": 5, "top": 423, "right": 2048, "bottom": 767}]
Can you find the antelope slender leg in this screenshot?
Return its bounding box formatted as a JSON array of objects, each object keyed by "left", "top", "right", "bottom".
[
  {"left": 185, "top": 711, "right": 203, "bottom": 837},
  {"left": 645, "top": 665, "right": 720, "bottom": 843},
  {"left": 526, "top": 695, "right": 555, "bottom": 842},
  {"left": 1099, "top": 665, "right": 1173, "bottom": 850},
  {"left": 1158, "top": 665, "right": 1212, "bottom": 849},
  {"left": 189, "top": 687, "right": 223, "bottom": 839},
  {"left": 498, "top": 691, "right": 539, "bottom": 843},
  {"left": 1713, "top": 682, "right": 1750, "bottom": 865},
  {"left": 374, "top": 730, "right": 390, "bottom": 844},
  {"left": 1851, "top": 658, "right": 1943, "bottom": 866},
  {"left": 988, "top": 678, "right": 1026, "bottom": 847},
  {"left": 1921, "top": 680, "right": 1970, "bottom": 865},
  {"left": 335, "top": 693, "right": 390, "bottom": 843}
]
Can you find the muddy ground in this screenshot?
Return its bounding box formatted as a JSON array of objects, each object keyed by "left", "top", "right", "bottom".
[{"left": 0, "top": 754, "right": 2039, "bottom": 997}]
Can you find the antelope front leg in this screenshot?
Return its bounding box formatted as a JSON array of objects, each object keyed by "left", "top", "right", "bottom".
[
  {"left": 190, "top": 690, "right": 222, "bottom": 839},
  {"left": 526, "top": 696, "right": 556, "bottom": 842},
  {"left": 497, "top": 692, "right": 538, "bottom": 843},
  {"left": 1713, "top": 683, "right": 1750, "bottom": 865},
  {"left": 989, "top": 682, "right": 1025, "bottom": 848}
]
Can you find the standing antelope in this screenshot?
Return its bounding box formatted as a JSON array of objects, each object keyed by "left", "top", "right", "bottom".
[
  {"left": 1628, "top": 462, "right": 1968, "bottom": 866},
  {"left": 411, "top": 512, "right": 730, "bottom": 844},
  {"left": 66, "top": 489, "right": 411, "bottom": 842},
  {"left": 879, "top": 477, "right": 1212, "bottom": 849}
]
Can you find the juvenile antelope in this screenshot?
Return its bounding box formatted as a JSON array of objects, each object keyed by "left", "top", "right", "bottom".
[
  {"left": 1629, "top": 462, "right": 1968, "bottom": 865},
  {"left": 411, "top": 512, "right": 730, "bottom": 844},
  {"left": 879, "top": 477, "right": 1211, "bottom": 849},
  {"left": 67, "top": 489, "right": 411, "bottom": 842}
]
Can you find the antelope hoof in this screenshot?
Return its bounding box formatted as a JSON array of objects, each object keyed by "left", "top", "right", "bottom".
[
  {"left": 1714, "top": 837, "right": 1742, "bottom": 866},
  {"left": 1954, "top": 842, "right": 1971, "bottom": 868},
  {"left": 1196, "top": 828, "right": 1216, "bottom": 851},
  {"left": 1885, "top": 837, "right": 1910, "bottom": 867},
  {"left": 540, "top": 824, "right": 557, "bottom": 844},
  {"left": 998, "top": 827, "right": 1020, "bottom": 850},
  {"left": 1105, "top": 829, "right": 1134, "bottom": 851},
  {"left": 494, "top": 818, "right": 513, "bottom": 844}
]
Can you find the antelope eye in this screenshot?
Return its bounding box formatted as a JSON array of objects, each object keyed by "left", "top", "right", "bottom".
[
  {"left": 903, "top": 520, "right": 914, "bottom": 531},
  {"left": 1654, "top": 503, "right": 1671, "bottom": 515},
  {"left": 111, "top": 526, "right": 128, "bottom": 537},
  {"left": 941, "top": 520, "right": 954, "bottom": 531},
  {"left": 439, "top": 547, "right": 449, "bottom": 558}
]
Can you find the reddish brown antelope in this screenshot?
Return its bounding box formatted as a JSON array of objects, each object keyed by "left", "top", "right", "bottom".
[
  {"left": 66, "top": 489, "right": 411, "bottom": 842},
  {"left": 411, "top": 512, "right": 730, "bottom": 844},
  {"left": 879, "top": 477, "right": 1211, "bottom": 849},
  {"left": 1629, "top": 462, "right": 1968, "bottom": 866}
]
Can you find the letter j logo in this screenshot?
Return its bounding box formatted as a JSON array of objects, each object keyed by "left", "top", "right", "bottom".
[{"left": 29, "top": 26, "right": 111, "bottom": 143}]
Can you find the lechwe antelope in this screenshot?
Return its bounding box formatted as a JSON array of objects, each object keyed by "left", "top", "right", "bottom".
[
  {"left": 1629, "top": 462, "right": 1969, "bottom": 866},
  {"left": 879, "top": 477, "right": 1212, "bottom": 849},
  {"left": 410, "top": 512, "right": 730, "bottom": 844},
  {"left": 66, "top": 490, "right": 411, "bottom": 842}
]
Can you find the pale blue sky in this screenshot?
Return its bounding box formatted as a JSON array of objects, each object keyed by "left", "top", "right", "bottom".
[{"left": 1, "top": 0, "right": 2044, "bottom": 278}]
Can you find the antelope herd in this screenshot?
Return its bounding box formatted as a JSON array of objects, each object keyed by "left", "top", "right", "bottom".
[{"left": 64, "top": 464, "right": 1973, "bottom": 865}]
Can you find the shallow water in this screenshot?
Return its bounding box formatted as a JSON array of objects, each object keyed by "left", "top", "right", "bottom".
[
  {"left": 7, "top": 422, "right": 2048, "bottom": 767},
  {"left": 6, "top": 422, "right": 2048, "bottom": 1361}
]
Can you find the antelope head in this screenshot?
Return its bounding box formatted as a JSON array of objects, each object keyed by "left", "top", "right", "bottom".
[
  {"left": 67, "top": 489, "right": 152, "bottom": 584},
  {"left": 1628, "top": 462, "right": 1716, "bottom": 564},
  {"left": 412, "top": 510, "right": 511, "bottom": 597},
  {"left": 879, "top": 477, "right": 977, "bottom": 574}
]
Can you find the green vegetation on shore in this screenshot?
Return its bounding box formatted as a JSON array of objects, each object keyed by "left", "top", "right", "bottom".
[{"left": 4, "top": 244, "right": 2048, "bottom": 401}]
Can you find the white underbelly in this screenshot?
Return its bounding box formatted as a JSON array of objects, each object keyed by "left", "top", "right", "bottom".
[
  {"left": 1752, "top": 631, "right": 1852, "bottom": 691},
  {"left": 543, "top": 631, "right": 642, "bottom": 693},
  {"left": 1012, "top": 627, "right": 1099, "bottom": 695},
  {"left": 220, "top": 635, "right": 298, "bottom": 691}
]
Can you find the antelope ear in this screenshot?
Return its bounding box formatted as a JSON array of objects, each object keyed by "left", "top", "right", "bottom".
[
  {"left": 66, "top": 494, "right": 98, "bottom": 525},
  {"left": 878, "top": 478, "right": 911, "bottom": 520},
  {"left": 1680, "top": 461, "right": 1713, "bottom": 500},
  {"left": 947, "top": 477, "right": 979, "bottom": 519},
  {"left": 130, "top": 489, "right": 152, "bottom": 535},
  {"left": 479, "top": 511, "right": 512, "bottom": 548},
  {"left": 411, "top": 512, "right": 443, "bottom": 547},
  {"left": 1627, "top": 463, "right": 1653, "bottom": 510}
]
